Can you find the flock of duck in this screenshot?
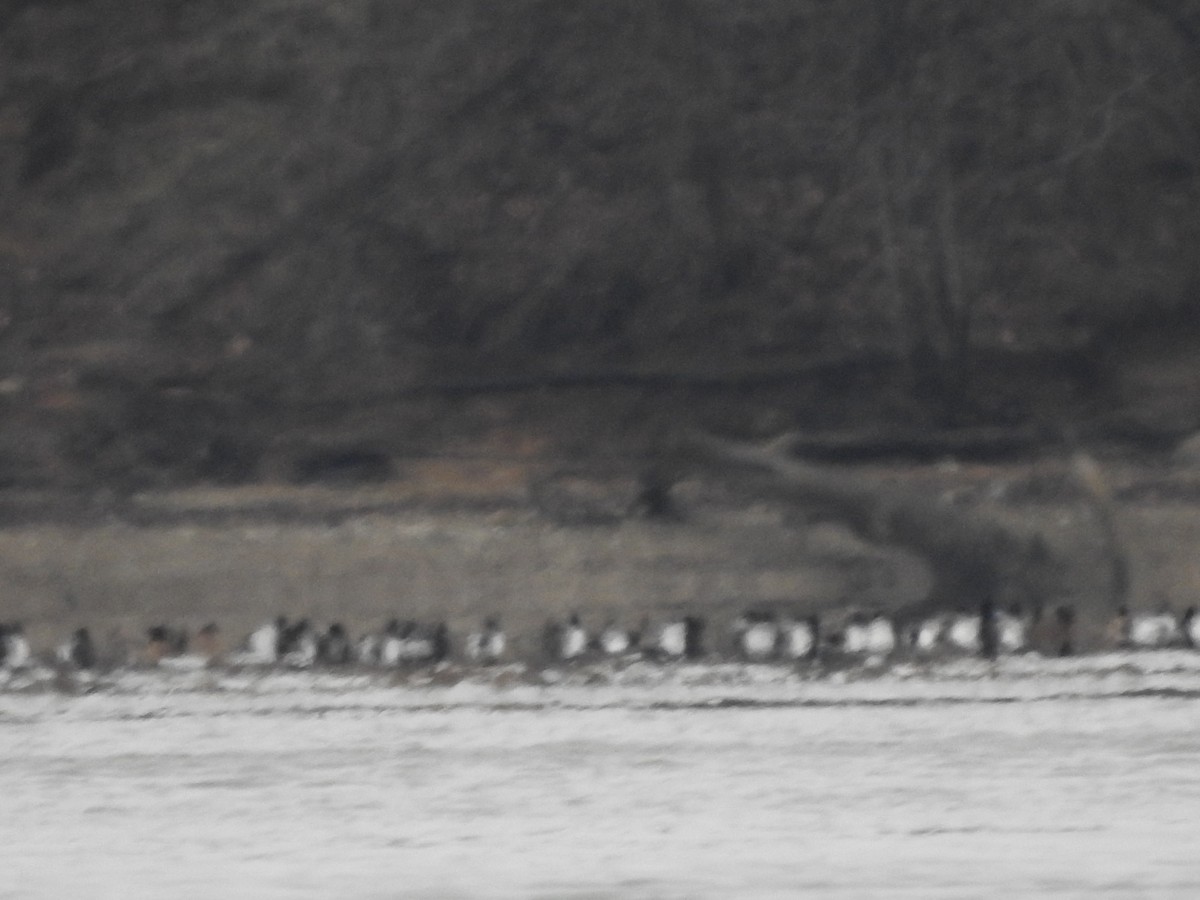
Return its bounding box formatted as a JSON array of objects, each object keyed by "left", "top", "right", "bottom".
[{"left": 3, "top": 601, "right": 1200, "bottom": 677}]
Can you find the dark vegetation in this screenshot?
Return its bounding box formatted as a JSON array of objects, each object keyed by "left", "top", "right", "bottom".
[
  {"left": 1, "top": 0, "right": 1199, "bottom": 493},
  {"left": 687, "top": 432, "right": 1131, "bottom": 621}
]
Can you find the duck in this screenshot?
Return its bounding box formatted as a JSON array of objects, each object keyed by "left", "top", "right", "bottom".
[
  {"left": 430, "top": 622, "right": 451, "bottom": 664},
  {"left": 1051, "top": 604, "right": 1077, "bottom": 657},
  {"left": 355, "top": 630, "right": 382, "bottom": 665},
  {"left": 317, "top": 622, "right": 352, "bottom": 666},
  {"left": 683, "top": 616, "right": 706, "bottom": 659},
  {"left": 379, "top": 619, "right": 405, "bottom": 666},
  {"left": 194, "top": 623, "right": 222, "bottom": 662},
  {"left": 144, "top": 626, "right": 174, "bottom": 666},
  {"left": 597, "top": 619, "right": 634, "bottom": 657},
  {"left": 465, "top": 617, "right": 506, "bottom": 664},
  {"left": 840, "top": 612, "right": 870, "bottom": 655},
  {"left": 558, "top": 613, "right": 589, "bottom": 662},
  {"left": 57, "top": 627, "right": 96, "bottom": 670},
  {"left": 396, "top": 621, "right": 442, "bottom": 665},
  {"left": 653, "top": 618, "right": 688, "bottom": 660},
  {"left": 1, "top": 622, "right": 32, "bottom": 670},
  {"left": 280, "top": 619, "right": 318, "bottom": 668},
  {"left": 1129, "top": 605, "right": 1180, "bottom": 649},
  {"left": 240, "top": 617, "right": 283, "bottom": 665},
  {"left": 911, "top": 614, "right": 947, "bottom": 654},
  {"left": 776, "top": 614, "right": 818, "bottom": 661},
  {"left": 946, "top": 610, "right": 981, "bottom": 654},
  {"left": 1182, "top": 607, "right": 1200, "bottom": 649},
  {"left": 995, "top": 605, "right": 1029, "bottom": 654},
  {"left": 863, "top": 612, "right": 897, "bottom": 658},
  {"left": 147, "top": 625, "right": 213, "bottom": 671},
  {"left": 1105, "top": 606, "right": 1132, "bottom": 649},
  {"left": 732, "top": 613, "right": 778, "bottom": 662}
]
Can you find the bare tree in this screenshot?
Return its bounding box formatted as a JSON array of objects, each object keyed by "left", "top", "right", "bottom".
[
  {"left": 684, "top": 431, "right": 1130, "bottom": 620},
  {"left": 833, "top": 1, "right": 1200, "bottom": 421}
]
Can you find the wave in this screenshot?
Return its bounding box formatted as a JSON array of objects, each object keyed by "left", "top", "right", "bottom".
[{"left": 4, "top": 651, "right": 1200, "bottom": 723}]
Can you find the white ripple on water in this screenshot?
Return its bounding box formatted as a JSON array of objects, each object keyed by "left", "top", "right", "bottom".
[{"left": 1, "top": 652, "right": 1199, "bottom": 899}]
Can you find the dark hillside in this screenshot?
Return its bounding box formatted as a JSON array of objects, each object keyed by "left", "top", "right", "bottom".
[{"left": 2, "top": 0, "right": 1199, "bottom": 490}]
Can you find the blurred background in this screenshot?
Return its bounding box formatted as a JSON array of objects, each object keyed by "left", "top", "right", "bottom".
[
  {"left": 2, "top": 1, "right": 1200, "bottom": 648},
  {"left": 1, "top": 0, "right": 1198, "bottom": 492}
]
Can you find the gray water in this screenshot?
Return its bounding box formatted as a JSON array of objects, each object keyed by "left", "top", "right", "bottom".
[{"left": 2, "top": 676, "right": 1198, "bottom": 899}]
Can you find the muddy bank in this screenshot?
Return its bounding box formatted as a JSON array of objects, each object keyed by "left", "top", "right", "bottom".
[
  {"left": 0, "top": 502, "right": 924, "bottom": 657},
  {"left": 1, "top": 457, "right": 1198, "bottom": 655}
]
